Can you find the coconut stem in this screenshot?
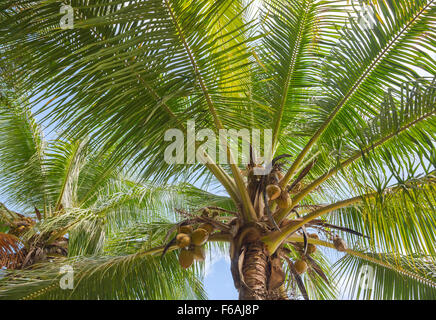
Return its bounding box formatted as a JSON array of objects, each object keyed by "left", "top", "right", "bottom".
[{"left": 263, "top": 194, "right": 370, "bottom": 254}]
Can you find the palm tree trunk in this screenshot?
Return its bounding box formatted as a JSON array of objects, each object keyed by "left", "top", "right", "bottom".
[{"left": 232, "top": 241, "right": 288, "bottom": 300}]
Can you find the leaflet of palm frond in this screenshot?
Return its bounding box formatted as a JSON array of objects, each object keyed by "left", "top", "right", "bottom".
[
  {"left": 301, "top": 226, "right": 308, "bottom": 256},
  {"left": 249, "top": 144, "right": 256, "bottom": 167},
  {"left": 34, "top": 207, "right": 42, "bottom": 221},
  {"left": 0, "top": 251, "right": 206, "bottom": 300},
  {"left": 333, "top": 251, "right": 436, "bottom": 300},
  {"left": 305, "top": 255, "right": 329, "bottom": 284}
]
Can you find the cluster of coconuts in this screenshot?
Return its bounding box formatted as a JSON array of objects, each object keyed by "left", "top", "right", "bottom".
[
  {"left": 266, "top": 184, "right": 292, "bottom": 209},
  {"left": 294, "top": 233, "right": 319, "bottom": 275},
  {"left": 176, "top": 223, "right": 214, "bottom": 269}
]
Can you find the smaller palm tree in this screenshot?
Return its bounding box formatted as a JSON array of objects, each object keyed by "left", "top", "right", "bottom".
[{"left": 0, "top": 93, "right": 210, "bottom": 299}]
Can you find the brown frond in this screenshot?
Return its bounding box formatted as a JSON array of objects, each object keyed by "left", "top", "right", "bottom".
[{"left": 0, "top": 232, "right": 25, "bottom": 269}]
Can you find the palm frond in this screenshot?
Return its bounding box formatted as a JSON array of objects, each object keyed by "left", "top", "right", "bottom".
[
  {"left": 256, "top": 0, "right": 342, "bottom": 150},
  {"left": 280, "top": 0, "right": 435, "bottom": 185},
  {"left": 0, "top": 95, "right": 46, "bottom": 209},
  {"left": 0, "top": 233, "right": 24, "bottom": 269},
  {"left": 291, "top": 78, "right": 435, "bottom": 205},
  {"left": 327, "top": 172, "right": 436, "bottom": 264},
  {"left": 0, "top": 0, "right": 258, "bottom": 188},
  {"left": 316, "top": 0, "right": 435, "bottom": 144},
  {"left": 333, "top": 251, "right": 436, "bottom": 299},
  {"left": 0, "top": 251, "right": 206, "bottom": 300},
  {"left": 44, "top": 138, "right": 89, "bottom": 211}
]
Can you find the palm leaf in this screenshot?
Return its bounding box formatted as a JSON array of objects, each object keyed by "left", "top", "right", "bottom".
[
  {"left": 333, "top": 251, "right": 436, "bottom": 299},
  {"left": 0, "top": 95, "right": 46, "bottom": 210},
  {"left": 0, "top": 251, "right": 206, "bottom": 300}
]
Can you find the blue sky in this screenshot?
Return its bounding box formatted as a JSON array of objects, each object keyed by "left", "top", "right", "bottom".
[{"left": 204, "top": 257, "right": 238, "bottom": 299}]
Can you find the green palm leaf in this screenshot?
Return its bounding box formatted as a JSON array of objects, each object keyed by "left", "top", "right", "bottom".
[
  {"left": 0, "top": 251, "right": 206, "bottom": 300},
  {"left": 333, "top": 251, "right": 436, "bottom": 299}
]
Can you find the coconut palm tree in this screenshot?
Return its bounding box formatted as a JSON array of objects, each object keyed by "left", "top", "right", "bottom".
[
  {"left": 0, "top": 91, "right": 214, "bottom": 299},
  {"left": 0, "top": 0, "right": 435, "bottom": 300}
]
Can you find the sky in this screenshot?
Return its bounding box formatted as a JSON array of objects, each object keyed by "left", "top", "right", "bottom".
[{"left": 203, "top": 253, "right": 239, "bottom": 299}]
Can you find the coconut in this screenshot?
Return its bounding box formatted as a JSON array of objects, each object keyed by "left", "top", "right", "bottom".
[
  {"left": 201, "top": 208, "right": 210, "bottom": 217},
  {"left": 178, "top": 225, "right": 193, "bottom": 234},
  {"left": 192, "top": 246, "right": 206, "bottom": 261},
  {"left": 176, "top": 233, "right": 191, "bottom": 248},
  {"left": 266, "top": 184, "right": 281, "bottom": 201},
  {"left": 191, "top": 228, "right": 209, "bottom": 246},
  {"left": 289, "top": 182, "right": 302, "bottom": 194},
  {"left": 278, "top": 191, "right": 292, "bottom": 209},
  {"left": 333, "top": 236, "right": 347, "bottom": 252},
  {"left": 294, "top": 259, "right": 308, "bottom": 274},
  {"left": 179, "top": 249, "right": 194, "bottom": 269},
  {"left": 307, "top": 244, "right": 317, "bottom": 254},
  {"left": 199, "top": 223, "right": 214, "bottom": 234}
]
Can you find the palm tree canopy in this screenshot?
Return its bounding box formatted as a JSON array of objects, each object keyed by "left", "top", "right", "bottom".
[{"left": 0, "top": 91, "right": 219, "bottom": 299}]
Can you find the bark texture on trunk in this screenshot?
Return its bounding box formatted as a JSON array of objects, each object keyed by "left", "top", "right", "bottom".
[{"left": 233, "top": 241, "right": 288, "bottom": 300}]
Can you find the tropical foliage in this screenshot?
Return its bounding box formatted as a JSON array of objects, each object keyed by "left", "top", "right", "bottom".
[
  {"left": 0, "top": 0, "right": 435, "bottom": 299},
  {"left": 0, "top": 92, "right": 213, "bottom": 299}
]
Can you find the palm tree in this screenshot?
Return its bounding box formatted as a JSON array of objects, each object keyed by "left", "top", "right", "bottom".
[
  {"left": 0, "top": 0, "right": 435, "bottom": 300},
  {"left": 0, "top": 92, "right": 212, "bottom": 299}
]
